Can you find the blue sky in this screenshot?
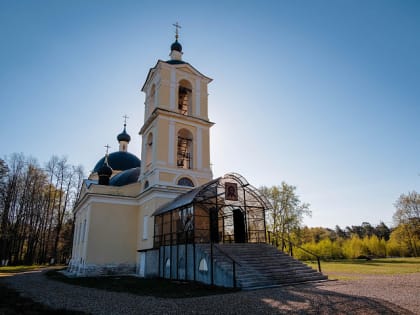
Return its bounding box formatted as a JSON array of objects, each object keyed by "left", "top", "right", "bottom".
[{"left": 1, "top": 0, "right": 419, "bottom": 229}]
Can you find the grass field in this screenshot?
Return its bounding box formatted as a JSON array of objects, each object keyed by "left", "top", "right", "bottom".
[
  {"left": 0, "top": 265, "right": 50, "bottom": 274},
  {"left": 305, "top": 257, "right": 420, "bottom": 280}
]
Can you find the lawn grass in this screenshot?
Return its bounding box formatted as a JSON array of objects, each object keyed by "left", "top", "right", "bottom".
[
  {"left": 0, "top": 265, "right": 49, "bottom": 274},
  {"left": 46, "top": 269, "right": 239, "bottom": 298},
  {"left": 305, "top": 257, "right": 420, "bottom": 280}
]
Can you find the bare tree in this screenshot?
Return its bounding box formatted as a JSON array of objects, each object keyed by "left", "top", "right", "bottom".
[{"left": 0, "top": 154, "right": 85, "bottom": 265}]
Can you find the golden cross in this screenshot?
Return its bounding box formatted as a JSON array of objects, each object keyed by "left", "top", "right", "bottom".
[{"left": 104, "top": 144, "right": 111, "bottom": 155}]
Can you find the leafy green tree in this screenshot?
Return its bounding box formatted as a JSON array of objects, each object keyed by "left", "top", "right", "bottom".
[
  {"left": 260, "top": 183, "right": 311, "bottom": 251},
  {"left": 365, "top": 235, "right": 387, "bottom": 257},
  {"left": 342, "top": 235, "right": 366, "bottom": 258},
  {"left": 393, "top": 191, "right": 420, "bottom": 256}
]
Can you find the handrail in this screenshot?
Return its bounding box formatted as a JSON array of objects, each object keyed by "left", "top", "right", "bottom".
[
  {"left": 213, "top": 243, "right": 242, "bottom": 267},
  {"left": 268, "top": 231, "right": 322, "bottom": 273},
  {"left": 211, "top": 243, "right": 241, "bottom": 288}
]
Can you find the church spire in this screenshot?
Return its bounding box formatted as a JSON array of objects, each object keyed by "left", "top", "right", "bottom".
[
  {"left": 117, "top": 115, "right": 131, "bottom": 152},
  {"left": 98, "top": 144, "right": 113, "bottom": 185}
]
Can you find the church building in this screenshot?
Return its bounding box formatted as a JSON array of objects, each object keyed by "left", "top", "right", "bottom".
[{"left": 68, "top": 28, "right": 326, "bottom": 288}]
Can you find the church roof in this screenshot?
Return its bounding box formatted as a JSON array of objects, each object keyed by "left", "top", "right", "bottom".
[
  {"left": 93, "top": 151, "right": 140, "bottom": 173},
  {"left": 141, "top": 60, "right": 212, "bottom": 92},
  {"left": 152, "top": 173, "right": 273, "bottom": 217},
  {"left": 109, "top": 167, "right": 140, "bottom": 186}
]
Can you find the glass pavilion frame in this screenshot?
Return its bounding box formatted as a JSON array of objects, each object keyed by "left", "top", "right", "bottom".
[{"left": 153, "top": 173, "right": 271, "bottom": 248}]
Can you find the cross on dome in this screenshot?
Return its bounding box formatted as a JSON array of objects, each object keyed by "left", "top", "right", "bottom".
[
  {"left": 173, "top": 22, "right": 181, "bottom": 41},
  {"left": 104, "top": 144, "right": 111, "bottom": 155},
  {"left": 123, "top": 114, "right": 129, "bottom": 127}
]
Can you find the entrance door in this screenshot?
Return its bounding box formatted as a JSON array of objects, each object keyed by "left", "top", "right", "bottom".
[
  {"left": 233, "top": 209, "right": 246, "bottom": 243},
  {"left": 209, "top": 208, "right": 219, "bottom": 243}
]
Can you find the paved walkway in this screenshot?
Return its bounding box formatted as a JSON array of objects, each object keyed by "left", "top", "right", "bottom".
[{"left": 1, "top": 270, "right": 418, "bottom": 314}]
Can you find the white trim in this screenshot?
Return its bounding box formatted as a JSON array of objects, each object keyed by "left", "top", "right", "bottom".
[
  {"left": 197, "top": 127, "right": 202, "bottom": 169},
  {"left": 138, "top": 252, "right": 146, "bottom": 277},
  {"left": 142, "top": 215, "right": 148, "bottom": 240},
  {"left": 168, "top": 121, "right": 175, "bottom": 166},
  {"left": 170, "top": 68, "right": 176, "bottom": 110},
  {"left": 88, "top": 196, "right": 139, "bottom": 206},
  {"left": 137, "top": 189, "right": 186, "bottom": 206},
  {"left": 82, "top": 206, "right": 91, "bottom": 262},
  {"left": 195, "top": 78, "right": 201, "bottom": 116},
  {"left": 82, "top": 219, "right": 86, "bottom": 243},
  {"left": 157, "top": 114, "right": 213, "bottom": 129}
]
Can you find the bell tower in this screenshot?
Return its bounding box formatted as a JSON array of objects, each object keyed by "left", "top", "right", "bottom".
[{"left": 139, "top": 25, "right": 214, "bottom": 191}]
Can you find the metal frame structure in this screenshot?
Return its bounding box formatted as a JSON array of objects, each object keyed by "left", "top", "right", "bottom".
[{"left": 153, "top": 173, "right": 271, "bottom": 248}]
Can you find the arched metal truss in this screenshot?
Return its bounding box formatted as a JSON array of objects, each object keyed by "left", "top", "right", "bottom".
[{"left": 153, "top": 173, "right": 272, "bottom": 247}]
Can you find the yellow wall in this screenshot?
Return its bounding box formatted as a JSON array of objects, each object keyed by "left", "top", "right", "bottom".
[
  {"left": 137, "top": 195, "right": 175, "bottom": 250},
  {"left": 86, "top": 203, "right": 138, "bottom": 264}
]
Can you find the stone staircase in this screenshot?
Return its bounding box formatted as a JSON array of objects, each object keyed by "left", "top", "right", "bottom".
[{"left": 198, "top": 243, "right": 327, "bottom": 289}]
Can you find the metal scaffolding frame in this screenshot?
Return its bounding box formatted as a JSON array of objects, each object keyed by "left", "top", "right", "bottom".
[{"left": 153, "top": 173, "right": 272, "bottom": 248}]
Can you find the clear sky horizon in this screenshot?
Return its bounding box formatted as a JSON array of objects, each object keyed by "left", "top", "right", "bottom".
[{"left": 1, "top": 0, "right": 419, "bottom": 230}]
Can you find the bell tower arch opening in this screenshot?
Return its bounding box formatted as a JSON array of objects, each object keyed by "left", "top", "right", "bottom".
[
  {"left": 177, "top": 128, "right": 193, "bottom": 169},
  {"left": 178, "top": 80, "right": 192, "bottom": 116}
]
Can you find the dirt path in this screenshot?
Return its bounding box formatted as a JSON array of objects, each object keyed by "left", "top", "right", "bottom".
[{"left": 1, "top": 269, "right": 418, "bottom": 314}]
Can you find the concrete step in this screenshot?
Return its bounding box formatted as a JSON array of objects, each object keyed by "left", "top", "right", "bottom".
[{"left": 203, "top": 243, "right": 327, "bottom": 289}]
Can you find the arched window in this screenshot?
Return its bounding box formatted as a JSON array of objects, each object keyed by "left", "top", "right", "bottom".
[
  {"left": 177, "top": 177, "right": 194, "bottom": 187},
  {"left": 178, "top": 80, "right": 192, "bottom": 116},
  {"left": 199, "top": 258, "right": 208, "bottom": 272},
  {"left": 146, "top": 133, "right": 153, "bottom": 166},
  {"left": 177, "top": 129, "right": 193, "bottom": 169}
]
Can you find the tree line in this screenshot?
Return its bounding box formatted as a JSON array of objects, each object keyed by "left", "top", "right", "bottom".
[
  {"left": 0, "top": 154, "right": 84, "bottom": 265},
  {"left": 0, "top": 152, "right": 417, "bottom": 265},
  {"left": 261, "top": 183, "right": 420, "bottom": 259}
]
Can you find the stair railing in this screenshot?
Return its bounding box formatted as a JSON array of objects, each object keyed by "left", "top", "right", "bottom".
[
  {"left": 211, "top": 243, "right": 241, "bottom": 288},
  {"left": 267, "top": 231, "right": 322, "bottom": 273}
]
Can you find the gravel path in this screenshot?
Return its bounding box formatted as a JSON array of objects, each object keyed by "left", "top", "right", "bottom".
[{"left": 1, "top": 270, "right": 418, "bottom": 315}]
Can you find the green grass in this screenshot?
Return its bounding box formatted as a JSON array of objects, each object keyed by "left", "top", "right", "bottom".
[
  {"left": 0, "top": 265, "right": 49, "bottom": 274},
  {"left": 46, "top": 270, "right": 239, "bottom": 298},
  {"left": 305, "top": 257, "right": 420, "bottom": 280}
]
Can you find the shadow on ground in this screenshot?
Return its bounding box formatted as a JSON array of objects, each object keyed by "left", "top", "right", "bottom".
[{"left": 0, "top": 270, "right": 414, "bottom": 315}]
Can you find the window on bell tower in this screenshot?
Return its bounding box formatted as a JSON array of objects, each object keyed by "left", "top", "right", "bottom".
[
  {"left": 177, "top": 129, "right": 193, "bottom": 169},
  {"left": 178, "top": 80, "right": 192, "bottom": 116}
]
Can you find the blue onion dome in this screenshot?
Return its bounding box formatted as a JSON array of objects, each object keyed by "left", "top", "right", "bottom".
[
  {"left": 93, "top": 151, "right": 140, "bottom": 173},
  {"left": 109, "top": 167, "right": 140, "bottom": 186},
  {"left": 171, "top": 40, "right": 182, "bottom": 52},
  {"left": 117, "top": 125, "right": 131, "bottom": 142}
]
